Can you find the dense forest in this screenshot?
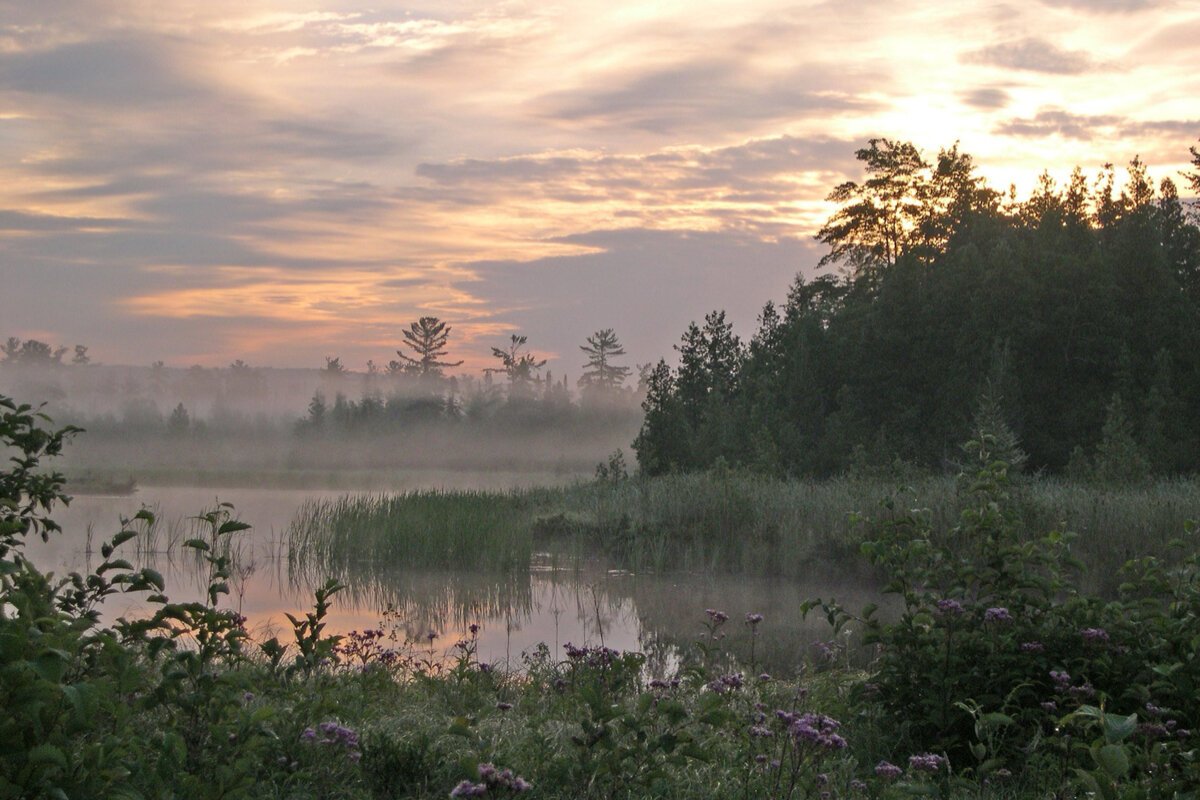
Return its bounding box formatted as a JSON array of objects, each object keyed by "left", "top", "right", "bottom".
[{"left": 635, "top": 139, "right": 1200, "bottom": 479}]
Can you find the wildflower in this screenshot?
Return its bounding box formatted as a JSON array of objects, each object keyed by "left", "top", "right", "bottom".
[
  {"left": 875, "top": 761, "right": 902, "bottom": 780},
  {"left": 1145, "top": 702, "right": 1163, "bottom": 717},
  {"left": 449, "top": 780, "right": 487, "bottom": 797},
  {"left": 1138, "top": 722, "right": 1168, "bottom": 740},
  {"left": 1081, "top": 627, "right": 1109, "bottom": 643},
  {"left": 242, "top": 691, "right": 255, "bottom": 702},
  {"left": 749, "top": 725, "right": 774, "bottom": 738},
  {"left": 758, "top": 673, "right": 772, "bottom": 682},
  {"left": 1040, "top": 701, "right": 1058, "bottom": 713},
  {"left": 496, "top": 702, "right": 513, "bottom": 711},
  {"left": 1069, "top": 682, "right": 1095, "bottom": 699},
  {"left": 706, "top": 608, "right": 729, "bottom": 624},
  {"left": 755, "top": 754, "right": 768, "bottom": 764},
  {"left": 426, "top": 630, "right": 438, "bottom": 642},
  {"left": 648, "top": 679, "right": 669, "bottom": 690},
  {"left": 1020, "top": 641, "right": 1045, "bottom": 653},
  {"left": 850, "top": 779, "right": 868, "bottom": 791},
  {"left": 1178, "top": 729, "right": 1191, "bottom": 739},
  {"left": 789, "top": 713, "right": 847, "bottom": 750},
  {"left": 301, "top": 727, "right": 317, "bottom": 742},
  {"left": 935, "top": 598, "right": 964, "bottom": 616},
  {"left": 984, "top": 607, "right": 1012, "bottom": 623},
  {"left": 909, "top": 753, "right": 947, "bottom": 773},
  {"left": 816, "top": 772, "right": 829, "bottom": 785},
  {"left": 745, "top": 612, "right": 764, "bottom": 627},
  {"left": 469, "top": 623, "right": 480, "bottom": 635},
  {"left": 1049, "top": 670, "right": 1071, "bottom": 690}
]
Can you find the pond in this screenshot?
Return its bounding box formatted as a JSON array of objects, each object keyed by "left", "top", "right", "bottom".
[{"left": 28, "top": 485, "right": 881, "bottom": 674}]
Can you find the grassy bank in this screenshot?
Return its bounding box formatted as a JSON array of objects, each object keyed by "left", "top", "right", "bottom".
[{"left": 287, "top": 471, "right": 1200, "bottom": 585}]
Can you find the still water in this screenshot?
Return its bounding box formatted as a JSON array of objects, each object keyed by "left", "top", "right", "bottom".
[{"left": 28, "top": 486, "right": 879, "bottom": 674}]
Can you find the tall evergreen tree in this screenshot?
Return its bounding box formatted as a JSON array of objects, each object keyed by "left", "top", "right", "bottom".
[
  {"left": 578, "top": 329, "right": 631, "bottom": 401},
  {"left": 394, "top": 317, "right": 464, "bottom": 378}
]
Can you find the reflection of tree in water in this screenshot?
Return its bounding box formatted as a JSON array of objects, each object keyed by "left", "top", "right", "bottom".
[{"left": 285, "top": 549, "right": 640, "bottom": 646}]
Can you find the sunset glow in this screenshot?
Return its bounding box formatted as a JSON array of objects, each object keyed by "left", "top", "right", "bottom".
[{"left": 2, "top": 0, "right": 1197, "bottom": 370}]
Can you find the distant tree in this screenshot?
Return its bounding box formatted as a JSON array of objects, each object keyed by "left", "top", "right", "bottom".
[
  {"left": 167, "top": 403, "right": 191, "bottom": 436},
  {"left": 323, "top": 356, "right": 346, "bottom": 375},
  {"left": 71, "top": 345, "right": 90, "bottom": 366},
  {"left": 1184, "top": 139, "right": 1200, "bottom": 200},
  {"left": 578, "top": 328, "right": 631, "bottom": 401},
  {"left": 1, "top": 338, "right": 68, "bottom": 367},
  {"left": 487, "top": 335, "right": 546, "bottom": 400},
  {"left": 394, "top": 317, "right": 464, "bottom": 379}
]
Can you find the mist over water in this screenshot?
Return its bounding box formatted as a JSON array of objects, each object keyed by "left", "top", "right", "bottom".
[{"left": 30, "top": 486, "right": 874, "bottom": 673}]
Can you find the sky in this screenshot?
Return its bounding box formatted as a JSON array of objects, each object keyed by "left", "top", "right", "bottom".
[{"left": 1, "top": 0, "right": 1198, "bottom": 375}]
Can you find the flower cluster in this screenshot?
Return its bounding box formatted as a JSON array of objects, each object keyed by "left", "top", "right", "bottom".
[
  {"left": 1080, "top": 627, "right": 1109, "bottom": 643},
  {"left": 707, "top": 672, "right": 744, "bottom": 694},
  {"left": 745, "top": 612, "right": 764, "bottom": 627},
  {"left": 908, "top": 752, "right": 947, "bottom": 773},
  {"left": 449, "top": 763, "right": 532, "bottom": 796},
  {"left": 781, "top": 712, "right": 847, "bottom": 750},
  {"left": 935, "top": 598, "right": 964, "bottom": 616},
  {"left": 563, "top": 642, "right": 619, "bottom": 669},
  {"left": 301, "top": 721, "right": 361, "bottom": 762},
  {"left": 983, "top": 607, "right": 1012, "bottom": 624},
  {"left": 874, "top": 761, "right": 902, "bottom": 780}
]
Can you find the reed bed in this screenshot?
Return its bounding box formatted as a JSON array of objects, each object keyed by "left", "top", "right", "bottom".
[
  {"left": 286, "top": 472, "right": 1200, "bottom": 581},
  {"left": 286, "top": 490, "right": 547, "bottom": 573}
]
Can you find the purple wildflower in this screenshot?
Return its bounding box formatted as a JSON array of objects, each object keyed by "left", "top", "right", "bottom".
[
  {"left": 758, "top": 673, "right": 772, "bottom": 682},
  {"left": 909, "top": 752, "right": 947, "bottom": 773},
  {"left": 749, "top": 725, "right": 774, "bottom": 738},
  {"left": 1040, "top": 701, "right": 1058, "bottom": 713},
  {"left": 1049, "top": 670, "right": 1071, "bottom": 690},
  {"left": 705, "top": 608, "right": 729, "bottom": 624},
  {"left": 1020, "top": 641, "right": 1045, "bottom": 653},
  {"left": 449, "top": 780, "right": 487, "bottom": 797},
  {"left": 936, "top": 598, "right": 964, "bottom": 616},
  {"left": 468, "top": 623, "right": 480, "bottom": 635},
  {"left": 745, "top": 612, "right": 764, "bottom": 627},
  {"left": 789, "top": 713, "right": 847, "bottom": 750},
  {"left": 1069, "top": 683, "right": 1096, "bottom": 699},
  {"left": 984, "top": 607, "right": 1012, "bottom": 623},
  {"left": 875, "top": 761, "right": 902, "bottom": 780},
  {"left": 1081, "top": 627, "right": 1110, "bottom": 643}
]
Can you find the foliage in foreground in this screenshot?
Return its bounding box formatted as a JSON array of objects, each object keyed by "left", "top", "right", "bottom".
[
  {"left": 808, "top": 432, "right": 1200, "bottom": 797},
  {"left": 5, "top": 396, "right": 1200, "bottom": 798}
]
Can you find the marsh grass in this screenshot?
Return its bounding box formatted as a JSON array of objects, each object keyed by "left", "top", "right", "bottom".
[
  {"left": 285, "top": 471, "right": 1200, "bottom": 585},
  {"left": 287, "top": 490, "right": 546, "bottom": 573}
]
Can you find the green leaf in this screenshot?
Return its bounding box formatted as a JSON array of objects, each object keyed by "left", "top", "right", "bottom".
[
  {"left": 218, "top": 520, "right": 252, "bottom": 535},
  {"left": 1093, "top": 744, "right": 1130, "bottom": 779},
  {"left": 1104, "top": 712, "right": 1138, "bottom": 744},
  {"left": 183, "top": 539, "right": 209, "bottom": 552},
  {"left": 110, "top": 530, "right": 137, "bottom": 548},
  {"left": 26, "top": 744, "right": 67, "bottom": 768}
]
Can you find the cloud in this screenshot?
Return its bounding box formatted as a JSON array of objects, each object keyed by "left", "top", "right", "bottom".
[
  {"left": 1039, "top": 0, "right": 1163, "bottom": 11},
  {"left": 531, "top": 60, "right": 877, "bottom": 136},
  {"left": 997, "top": 109, "right": 1199, "bottom": 141},
  {"left": 0, "top": 38, "right": 214, "bottom": 107},
  {"left": 960, "top": 87, "right": 1011, "bottom": 110},
  {"left": 964, "top": 37, "right": 1096, "bottom": 74}
]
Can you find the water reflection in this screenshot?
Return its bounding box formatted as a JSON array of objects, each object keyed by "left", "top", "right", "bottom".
[{"left": 30, "top": 488, "right": 882, "bottom": 673}]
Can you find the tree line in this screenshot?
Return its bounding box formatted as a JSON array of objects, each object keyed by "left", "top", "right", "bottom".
[{"left": 634, "top": 138, "right": 1200, "bottom": 480}]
